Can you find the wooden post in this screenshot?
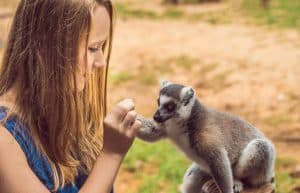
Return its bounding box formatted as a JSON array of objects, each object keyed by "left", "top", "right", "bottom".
[{"left": 202, "top": 180, "right": 275, "bottom": 193}]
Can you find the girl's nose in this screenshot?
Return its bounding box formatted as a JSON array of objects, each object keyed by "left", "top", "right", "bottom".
[{"left": 93, "top": 51, "right": 106, "bottom": 68}]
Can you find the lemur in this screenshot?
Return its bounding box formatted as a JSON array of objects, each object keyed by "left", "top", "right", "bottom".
[{"left": 136, "top": 80, "right": 275, "bottom": 193}]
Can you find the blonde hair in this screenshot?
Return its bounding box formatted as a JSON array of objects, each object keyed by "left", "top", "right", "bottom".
[{"left": 0, "top": 0, "right": 114, "bottom": 190}]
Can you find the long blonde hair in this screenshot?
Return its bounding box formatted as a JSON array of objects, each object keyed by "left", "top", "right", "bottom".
[{"left": 0, "top": 0, "right": 114, "bottom": 190}]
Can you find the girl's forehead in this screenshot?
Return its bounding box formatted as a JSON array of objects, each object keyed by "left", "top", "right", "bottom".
[{"left": 89, "top": 5, "right": 110, "bottom": 44}]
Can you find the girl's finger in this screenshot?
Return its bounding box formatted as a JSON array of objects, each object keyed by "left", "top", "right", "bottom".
[
  {"left": 126, "top": 120, "right": 142, "bottom": 138},
  {"left": 113, "top": 99, "right": 135, "bottom": 121},
  {"left": 122, "top": 110, "right": 137, "bottom": 130}
]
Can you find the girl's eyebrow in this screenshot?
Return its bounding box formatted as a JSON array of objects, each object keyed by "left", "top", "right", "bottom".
[{"left": 89, "top": 39, "right": 106, "bottom": 47}]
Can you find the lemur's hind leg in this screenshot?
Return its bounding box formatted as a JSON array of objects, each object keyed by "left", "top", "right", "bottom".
[
  {"left": 233, "top": 138, "right": 275, "bottom": 188},
  {"left": 180, "top": 163, "right": 212, "bottom": 193}
]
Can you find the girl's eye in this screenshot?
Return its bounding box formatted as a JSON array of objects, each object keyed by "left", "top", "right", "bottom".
[
  {"left": 88, "top": 41, "right": 105, "bottom": 53},
  {"left": 88, "top": 47, "right": 99, "bottom": 53}
]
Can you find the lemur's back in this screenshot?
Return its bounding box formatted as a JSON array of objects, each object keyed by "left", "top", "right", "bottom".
[{"left": 198, "top": 105, "right": 266, "bottom": 163}]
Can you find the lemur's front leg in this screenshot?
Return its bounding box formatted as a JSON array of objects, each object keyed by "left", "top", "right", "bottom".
[
  {"left": 136, "top": 115, "right": 167, "bottom": 142},
  {"left": 202, "top": 147, "right": 234, "bottom": 193}
]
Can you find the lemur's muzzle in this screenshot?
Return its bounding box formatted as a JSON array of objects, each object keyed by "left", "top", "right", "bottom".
[
  {"left": 153, "top": 110, "right": 172, "bottom": 123},
  {"left": 153, "top": 111, "right": 163, "bottom": 123}
]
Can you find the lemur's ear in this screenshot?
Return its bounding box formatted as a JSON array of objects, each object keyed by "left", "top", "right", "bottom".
[
  {"left": 180, "top": 86, "right": 195, "bottom": 106},
  {"left": 160, "top": 80, "right": 172, "bottom": 89}
]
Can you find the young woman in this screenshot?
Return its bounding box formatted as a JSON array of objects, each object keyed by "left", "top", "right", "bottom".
[{"left": 0, "top": 0, "right": 141, "bottom": 193}]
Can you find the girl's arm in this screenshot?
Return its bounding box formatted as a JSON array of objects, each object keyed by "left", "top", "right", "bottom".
[
  {"left": 0, "top": 99, "right": 141, "bottom": 193},
  {"left": 80, "top": 98, "right": 141, "bottom": 193}
]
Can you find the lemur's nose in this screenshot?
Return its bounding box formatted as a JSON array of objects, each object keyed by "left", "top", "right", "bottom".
[{"left": 153, "top": 111, "right": 163, "bottom": 123}]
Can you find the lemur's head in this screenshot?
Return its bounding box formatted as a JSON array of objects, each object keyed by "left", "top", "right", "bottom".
[{"left": 153, "top": 80, "right": 196, "bottom": 123}]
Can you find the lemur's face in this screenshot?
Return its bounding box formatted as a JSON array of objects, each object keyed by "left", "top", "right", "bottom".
[
  {"left": 154, "top": 95, "right": 180, "bottom": 123},
  {"left": 153, "top": 81, "right": 195, "bottom": 123}
]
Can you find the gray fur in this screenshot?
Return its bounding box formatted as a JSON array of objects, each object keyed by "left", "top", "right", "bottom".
[
  {"left": 136, "top": 115, "right": 167, "bottom": 142},
  {"left": 137, "top": 81, "right": 275, "bottom": 193},
  {"left": 180, "top": 163, "right": 212, "bottom": 193}
]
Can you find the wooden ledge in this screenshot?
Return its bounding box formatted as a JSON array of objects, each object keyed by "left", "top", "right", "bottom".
[{"left": 202, "top": 180, "right": 275, "bottom": 193}]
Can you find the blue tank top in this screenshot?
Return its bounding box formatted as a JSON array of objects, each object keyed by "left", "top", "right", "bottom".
[{"left": 0, "top": 106, "right": 113, "bottom": 193}]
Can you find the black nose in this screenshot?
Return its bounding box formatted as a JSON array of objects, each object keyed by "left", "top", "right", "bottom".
[{"left": 153, "top": 111, "right": 163, "bottom": 123}]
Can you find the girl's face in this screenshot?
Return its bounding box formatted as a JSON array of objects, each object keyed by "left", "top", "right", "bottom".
[{"left": 77, "top": 5, "right": 110, "bottom": 91}]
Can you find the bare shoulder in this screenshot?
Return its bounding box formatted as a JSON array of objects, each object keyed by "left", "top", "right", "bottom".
[
  {"left": 0, "top": 124, "right": 50, "bottom": 193},
  {"left": 0, "top": 124, "right": 26, "bottom": 159}
]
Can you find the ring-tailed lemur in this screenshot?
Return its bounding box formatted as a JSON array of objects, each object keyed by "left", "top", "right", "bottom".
[{"left": 137, "top": 80, "right": 275, "bottom": 193}]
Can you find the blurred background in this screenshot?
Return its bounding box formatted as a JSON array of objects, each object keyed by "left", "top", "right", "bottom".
[{"left": 0, "top": 0, "right": 300, "bottom": 192}]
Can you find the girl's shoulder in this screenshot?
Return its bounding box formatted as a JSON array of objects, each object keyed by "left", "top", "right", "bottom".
[
  {"left": 0, "top": 106, "right": 56, "bottom": 190},
  {"left": 0, "top": 106, "right": 87, "bottom": 192}
]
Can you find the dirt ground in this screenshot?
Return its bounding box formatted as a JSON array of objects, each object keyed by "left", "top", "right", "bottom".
[
  {"left": 108, "top": 16, "right": 300, "bottom": 191},
  {"left": 0, "top": 1, "right": 300, "bottom": 191},
  {"left": 109, "top": 18, "right": 300, "bottom": 153}
]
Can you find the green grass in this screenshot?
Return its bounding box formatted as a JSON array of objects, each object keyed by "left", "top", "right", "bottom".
[
  {"left": 162, "top": 8, "right": 185, "bottom": 19},
  {"left": 123, "top": 140, "right": 300, "bottom": 193},
  {"left": 114, "top": 2, "right": 229, "bottom": 23},
  {"left": 198, "top": 62, "right": 219, "bottom": 74},
  {"left": 109, "top": 71, "right": 134, "bottom": 85},
  {"left": 115, "top": 0, "right": 300, "bottom": 29},
  {"left": 241, "top": 0, "right": 300, "bottom": 30},
  {"left": 123, "top": 140, "right": 190, "bottom": 193},
  {"left": 276, "top": 172, "right": 299, "bottom": 193},
  {"left": 165, "top": 55, "right": 199, "bottom": 70},
  {"left": 114, "top": 3, "right": 158, "bottom": 19},
  {"left": 188, "top": 10, "right": 232, "bottom": 24},
  {"left": 263, "top": 113, "right": 293, "bottom": 127},
  {"left": 164, "top": 0, "right": 222, "bottom": 3}
]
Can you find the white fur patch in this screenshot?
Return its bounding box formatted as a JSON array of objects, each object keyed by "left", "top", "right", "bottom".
[
  {"left": 180, "top": 86, "right": 194, "bottom": 100},
  {"left": 178, "top": 99, "right": 195, "bottom": 120},
  {"left": 178, "top": 87, "right": 196, "bottom": 119},
  {"left": 159, "top": 95, "right": 172, "bottom": 107},
  {"left": 236, "top": 139, "right": 275, "bottom": 183}
]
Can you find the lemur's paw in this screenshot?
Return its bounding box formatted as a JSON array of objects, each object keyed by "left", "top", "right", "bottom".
[{"left": 233, "top": 180, "right": 244, "bottom": 193}]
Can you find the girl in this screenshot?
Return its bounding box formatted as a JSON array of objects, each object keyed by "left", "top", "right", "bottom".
[{"left": 0, "top": 0, "right": 141, "bottom": 193}]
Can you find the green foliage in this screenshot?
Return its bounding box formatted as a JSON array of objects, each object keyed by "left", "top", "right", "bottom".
[{"left": 241, "top": 0, "right": 300, "bottom": 30}]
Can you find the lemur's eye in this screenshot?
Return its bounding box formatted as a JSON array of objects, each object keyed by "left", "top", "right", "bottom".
[{"left": 164, "top": 102, "right": 176, "bottom": 112}]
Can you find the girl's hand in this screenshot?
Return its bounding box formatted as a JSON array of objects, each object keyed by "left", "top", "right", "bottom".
[{"left": 103, "top": 99, "right": 141, "bottom": 158}]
